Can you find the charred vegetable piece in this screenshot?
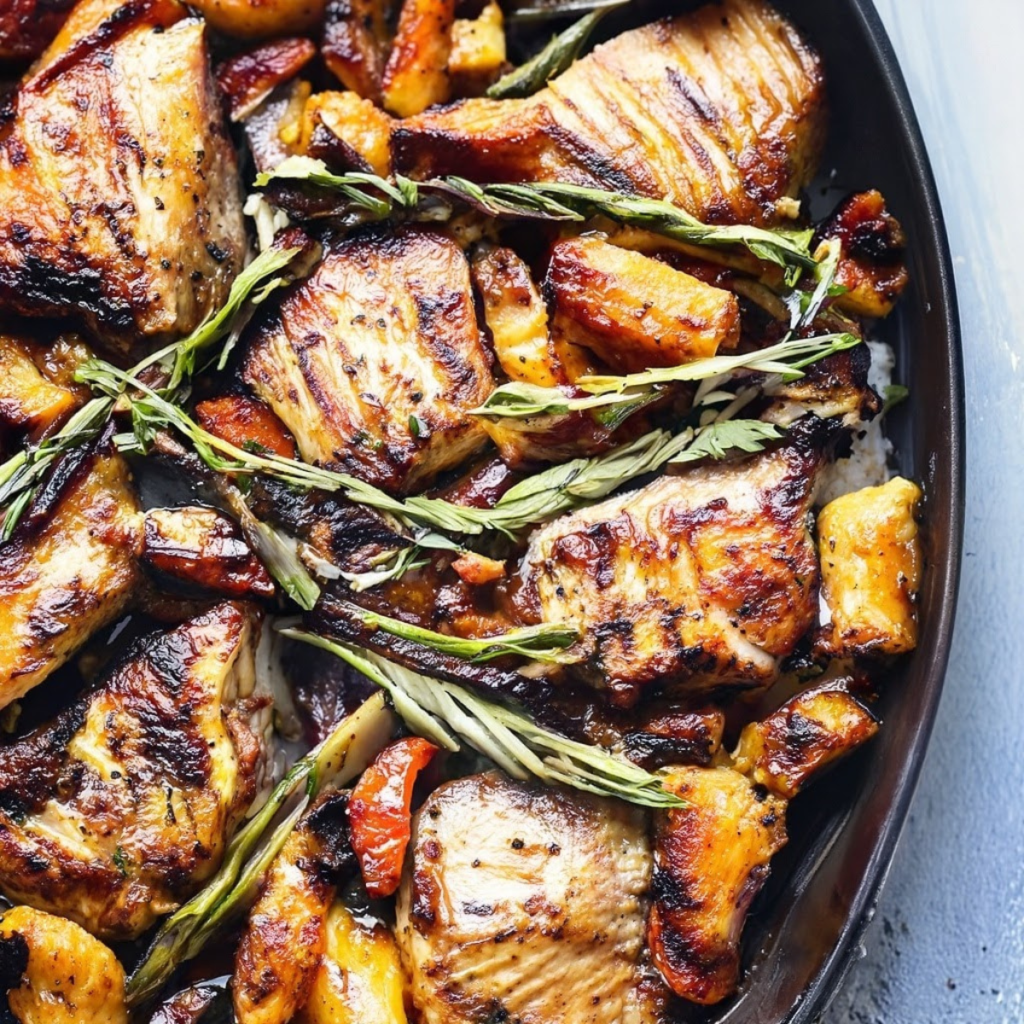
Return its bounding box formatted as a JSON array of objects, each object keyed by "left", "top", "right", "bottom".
[
  {"left": 816, "top": 476, "right": 923, "bottom": 657},
  {"left": 195, "top": 396, "right": 299, "bottom": 460},
  {"left": 0, "top": 443, "right": 143, "bottom": 708},
  {"left": 243, "top": 227, "right": 494, "bottom": 494},
  {"left": 517, "top": 420, "right": 831, "bottom": 706},
  {"left": 0, "top": 0, "right": 245, "bottom": 353},
  {"left": 142, "top": 506, "right": 276, "bottom": 600},
  {"left": 396, "top": 772, "right": 664, "bottom": 1024},
  {"left": 322, "top": 0, "right": 391, "bottom": 102},
  {"left": 216, "top": 38, "right": 318, "bottom": 121},
  {"left": 546, "top": 235, "right": 741, "bottom": 372},
  {"left": 394, "top": 0, "right": 824, "bottom": 225},
  {"left": 348, "top": 737, "right": 438, "bottom": 898},
  {"left": 382, "top": 0, "right": 456, "bottom": 116},
  {"left": 648, "top": 765, "right": 787, "bottom": 1005},
  {"left": 731, "top": 680, "right": 879, "bottom": 798},
  {"left": 0, "top": 603, "right": 269, "bottom": 940},
  {"left": 0, "top": 335, "right": 84, "bottom": 443},
  {"left": 0, "top": 906, "right": 127, "bottom": 1024}
]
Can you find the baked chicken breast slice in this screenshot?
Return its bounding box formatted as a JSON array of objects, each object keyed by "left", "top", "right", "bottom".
[
  {"left": 395, "top": 772, "right": 664, "bottom": 1024},
  {"left": 0, "top": 0, "right": 245, "bottom": 352},
  {"left": 394, "top": 0, "right": 824, "bottom": 225},
  {"left": 0, "top": 602, "right": 270, "bottom": 940},
  {"left": 517, "top": 420, "right": 831, "bottom": 707},
  {"left": 244, "top": 227, "right": 495, "bottom": 493},
  {"left": 0, "top": 442, "right": 143, "bottom": 710}
]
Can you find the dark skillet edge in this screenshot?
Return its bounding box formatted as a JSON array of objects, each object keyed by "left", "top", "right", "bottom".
[{"left": 782, "top": 1, "right": 966, "bottom": 1020}]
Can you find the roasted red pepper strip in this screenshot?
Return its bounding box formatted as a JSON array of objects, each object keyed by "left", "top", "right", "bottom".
[{"left": 348, "top": 737, "right": 438, "bottom": 898}]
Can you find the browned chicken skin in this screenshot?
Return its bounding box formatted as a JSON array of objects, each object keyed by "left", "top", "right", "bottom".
[
  {"left": 0, "top": 0, "right": 246, "bottom": 352},
  {"left": 0, "top": 602, "right": 269, "bottom": 940},
  {"left": 394, "top": 0, "right": 824, "bottom": 224}
]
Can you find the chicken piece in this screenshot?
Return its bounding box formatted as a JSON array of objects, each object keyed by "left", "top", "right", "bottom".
[
  {"left": 816, "top": 191, "right": 909, "bottom": 318},
  {"left": 142, "top": 506, "right": 276, "bottom": 600},
  {"left": 396, "top": 772, "right": 662, "bottom": 1024},
  {"left": 448, "top": 1, "right": 505, "bottom": 95},
  {"left": 216, "top": 38, "right": 318, "bottom": 122},
  {"left": 0, "top": 0, "right": 74, "bottom": 61},
  {"left": 192, "top": 0, "right": 324, "bottom": 38},
  {"left": 547, "top": 236, "right": 741, "bottom": 372},
  {"left": 0, "top": 906, "right": 126, "bottom": 1024},
  {"left": 762, "top": 343, "right": 880, "bottom": 429},
  {"left": 297, "top": 902, "right": 408, "bottom": 1024},
  {"left": 0, "top": 0, "right": 245, "bottom": 353},
  {"left": 648, "top": 765, "right": 787, "bottom": 1005},
  {"left": 816, "top": 477, "right": 923, "bottom": 657},
  {"left": 0, "top": 443, "right": 143, "bottom": 709},
  {"left": 394, "top": 0, "right": 825, "bottom": 225},
  {"left": 619, "top": 706, "right": 726, "bottom": 771},
  {"left": 322, "top": 0, "right": 391, "bottom": 102},
  {"left": 0, "top": 335, "right": 83, "bottom": 443},
  {"left": 244, "top": 228, "right": 494, "bottom": 494},
  {"left": 300, "top": 91, "right": 394, "bottom": 176},
  {"left": 382, "top": 0, "right": 455, "bottom": 117},
  {"left": 0, "top": 602, "right": 270, "bottom": 940},
  {"left": 233, "top": 793, "right": 356, "bottom": 1024},
  {"left": 517, "top": 420, "right": 831, "bottom": 706},
  {"left": 731, "top": 680, "right": 878, "bottom": 798}
]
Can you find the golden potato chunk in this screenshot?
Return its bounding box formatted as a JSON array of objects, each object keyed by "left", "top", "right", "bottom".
[
  {"left": 547, "top": 236, "right": 740, "bottom": 372},
  {"left": 448, "top": 1, "right": 505, "bottom": 94},
  {"left": 191, "top": 0, "right": 324, "bottom": 38},
  {"left": 731, "top": 681, "right": 879, "bottom": 798},
  {"left": 244, "top": 228, "right": 494, "bottom": 494},
  {"left": 302, "top": 91, "right": 393, "bottom": 176},
  {"left": 0, "top": 336, "right": 81, "bottom": 442},
  {"left": 297, "top": 903, "right": 408, "bottom": 1024},
  {"left": 0, "top": 445, "right": 143, "bottom": 708},
  {"left": 648, "top": 766, "right": 787, "bottom": 1005},
  {"left": 0, "top": 906, "right": 127, "bottom": 1024},
  {"left": 817, "top": 477, "right": 923, "bottom": 656},
  {"left": 381, "top": 0, "right": 455, "bottom": 117}
]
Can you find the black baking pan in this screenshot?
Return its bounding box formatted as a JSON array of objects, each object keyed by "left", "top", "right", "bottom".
[{"left": 572, "top": 0, "right": 964, "bottom": 1019}]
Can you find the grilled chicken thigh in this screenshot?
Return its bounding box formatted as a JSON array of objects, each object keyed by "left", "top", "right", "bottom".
[
  {"left": 0, "top": 441, "right": 143, "bottom": 709},
  {"left": 0, "top": 602, "right": 269, "bottom": 940},
  {"left": 396, "top": 772, "right": 663, "bottom": 1024},
  {"left": 0, "top": 0, "right": 245, "bottom": 352},
  {"left": 0, "top": 906, "right": 127, "bottom": 1024},
  {"left": 394, "top": 0, "right": 824, "bottom": 225},
  {"left": 244, "top": 227, "right": 495, "bottom": 493},
  {"left": 517, "top": 420, "right": 830, "bottom": 706}
]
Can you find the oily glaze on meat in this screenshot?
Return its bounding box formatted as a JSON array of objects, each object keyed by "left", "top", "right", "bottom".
[
  {"left": 518, "top": 420, "right": 832, "bottom": 707},
  {"left": 394, "top": 0, "right": 824, "bottom": 225},
  {"left": 395, "top": 772, "right": 663, "bottom": 1024},
  {"left": 0, "top": 0, "right": 245, "bottom": 353},
  {"left": 0, "top": 602, "right": 269, "bottom": 940},
  {"left": 0, "top": 441, "right": 143, "bottom": 709},
  {"left": 244, "top": 227, "right": 494, "bottom": 493}
]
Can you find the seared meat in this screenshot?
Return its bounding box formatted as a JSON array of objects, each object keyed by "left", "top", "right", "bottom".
[
  {"left": 0, "top": 602, "right": 269, "bottom": 940},
  {"left": 142, "top": 506, "right": 275, "bottom": 601},
  {"left": 244, "top": 227, "right": 495, "bottom": 493},
  {"left": 0, "top": 442, "right": 143, "bottom": 709},
  {"left": 731, "top": 679, "right": 878, "bottom": 798},
  {"left": 233, "top": 792, "right": 356, "bottom": 1024},
  {"left": 648, "top": 765, "right": 787, "bottom": 1005},
  {"left": 0, "top": 0, "right": 245, "bottom": 353},
  {"left": 395, "top": 772, "right": 663, "bottom": 1024},
  {"left": 0, "top": 906, "right": 126, "bottom": 1024},
  {"left": 322, "top": 0, "right": 391, "bottom": 102},
  {"left": 394, "top": 0, "right": 825, "bottom": 225},
  {"left": 216, "top": 38, "right": 318, "bottom": 122},
  {"left": 547, "top": 236, "right": 741, "bottom": 372},
  {"left": 517, "top": 421, "right": 831, "bottom": 706},
  {"left": 816, "top": 476, "right": 923, "bottom": 657}
]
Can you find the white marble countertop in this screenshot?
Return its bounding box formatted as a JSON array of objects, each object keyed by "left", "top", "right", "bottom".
[{"left": 824, "top": 2, "right": 1024, "bottom": 1022}]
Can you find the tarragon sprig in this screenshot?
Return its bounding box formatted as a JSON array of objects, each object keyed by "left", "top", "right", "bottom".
[{"left": 281, "top": 629, "right": 684, "bottom": 809}]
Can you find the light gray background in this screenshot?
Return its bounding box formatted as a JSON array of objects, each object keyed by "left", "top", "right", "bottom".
[{"left": 823, "top": 3, "right": 1024, "bottom": 1023}]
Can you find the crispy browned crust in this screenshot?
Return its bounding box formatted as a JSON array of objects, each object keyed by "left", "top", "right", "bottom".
[
  {"left": 0, "top": 0, "right": 245, "bottom": 353},
  {"left": 0, "top": 602, "right": 268, "bottom": 940},
  {"left": 322, "top": 0, "right": 391, "bottom": 102},
  {"left": 394, "top": 0, "right": 825, "bottom": 225},
  {"left": 648, "top": 766, "right": 787, "bottom": 1005},
  {"left": 244, "top": 227, "right": 494, "bottom": 494},
  {"left": 216, "top": 37, "right": 318, "bottom": 122}
]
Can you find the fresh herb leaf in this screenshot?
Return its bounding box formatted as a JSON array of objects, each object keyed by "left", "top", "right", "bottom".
[
  {"left": 669, "top": 419, "right": 783, "bottom": 464},
  {"left": 882, "top": 383, "right": 910, "bottom": 415}
]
